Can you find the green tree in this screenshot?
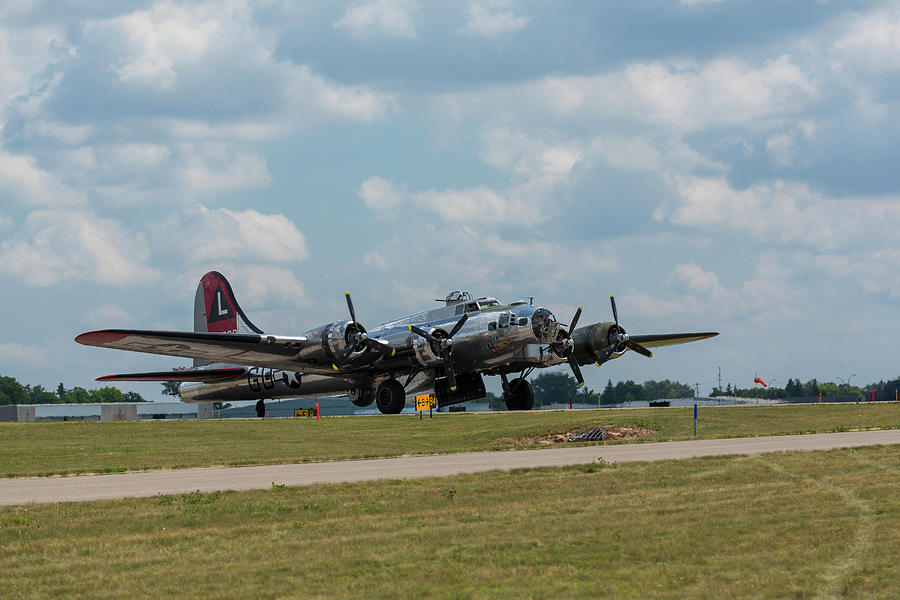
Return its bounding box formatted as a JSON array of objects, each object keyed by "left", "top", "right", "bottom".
[
  {"left": 56, "top": 382, "right": 67, "bottom": 402},
  {"left": 802, "top": 379, "right": 820, "bottom": 397},
  {"left": 88, "top": 387, "right": 125, "bottom": 403},
  {"left": 161, "top": 366, "right": 188, "bottom": 398},
  {"left": 0, "top": 375, "right": 28, "bottom": 405},
  {"left": 530, "top": 371, "right": 596, "bottom": 407},
  {"left": 123, "top": 391, "right": 147, "bottom": 403},
  {"left": 25, "top": 384, "right": 58, "bottom": 404},
  {"left": 67, "top": 387, "right": 90, "bottom": 403}
]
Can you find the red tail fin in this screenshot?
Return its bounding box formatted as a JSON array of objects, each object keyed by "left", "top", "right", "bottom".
[{"left": 193, "top": 271, "right": 263, "bottom": 335}]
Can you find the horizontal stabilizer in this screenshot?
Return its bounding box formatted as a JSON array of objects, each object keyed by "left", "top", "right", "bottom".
[
  {"left": 629, "top": 332, "right": 718, "bottom": 349},
  {"left": 96, "top": 367, "right": 248, "bottom": 383}
]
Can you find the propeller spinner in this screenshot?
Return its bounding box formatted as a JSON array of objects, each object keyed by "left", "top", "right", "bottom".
[
  {"left": 408, "top": 312, "right": 469, "bottom": 391},
  {"left": 594, "top": 294, "right": 653, "bottom": 366}
]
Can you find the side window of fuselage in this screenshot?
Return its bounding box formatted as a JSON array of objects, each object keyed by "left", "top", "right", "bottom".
[
  {"left": 499, "top": 313, "right": 509, "bottom": 328},
  {"left": 488, "top": 322, "right": 497, "bottom": 331}
]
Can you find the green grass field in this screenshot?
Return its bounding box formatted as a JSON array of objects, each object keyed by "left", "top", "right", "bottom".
[
  {"left": 2, "top": 445, "right": 897, "bottom": 599},
  {"left": 2, "top": 403, "right": 899, "bottom": 478}
]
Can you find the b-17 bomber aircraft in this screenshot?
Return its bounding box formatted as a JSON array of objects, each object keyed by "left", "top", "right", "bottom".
[{"left": 76, "top": 272, "right": 718, "bottom": 414}]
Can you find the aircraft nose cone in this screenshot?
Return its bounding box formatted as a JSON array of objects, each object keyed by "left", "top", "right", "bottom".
[{"left": 531, "top": 308, "right": 559, "bottom": 344}]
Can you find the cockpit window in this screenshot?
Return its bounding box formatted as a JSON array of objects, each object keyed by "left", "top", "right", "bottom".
[{"left": 477, "top": 299, "right": 501, "bottom": 309}]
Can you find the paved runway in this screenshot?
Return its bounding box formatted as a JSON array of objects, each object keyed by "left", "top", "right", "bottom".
[{"left": 2, "top": 430, "right": 898, "bottom": 506}]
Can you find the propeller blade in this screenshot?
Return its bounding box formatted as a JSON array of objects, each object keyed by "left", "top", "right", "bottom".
[
  {"left": 595, "top": 344, "right": 617, "bottom": 366},
  {"left": 626, "top": 339, "right": 653, "bottom": 358},
  {"left": 334, "top": 342, "right": 355, "bottom": 369},
  {"left": 345, "top": 291, "right": 356, "bottom": 324},
  {"left": 408, "top": 324, "right": 436, "bottom": 343},
  {"left": 444, "top": 356, "right": 457, "bottom": 391},
  {"left": 610, "top": 294, "right": 619, "bottom": 327},
  {"left": 569, "top": 306, "right": 583, "bottom": 333},
  {"left": 447, "top": 312, "right": 469, "bottom": 339},
  {"left": 566, "top": 351, "right": 585, "bottom": 386}
]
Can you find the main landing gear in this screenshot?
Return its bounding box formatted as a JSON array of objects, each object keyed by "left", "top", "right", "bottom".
[
  {"left": 375, "top": 378, "right": 406, "bottom": 414},
  {"left": 501, "top": 374, "right": 534, "bottom": 411}
]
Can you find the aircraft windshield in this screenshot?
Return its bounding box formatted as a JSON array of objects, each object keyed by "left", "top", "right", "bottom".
[{"left": 477, "top": 299, "right": 500, "bottom": 309}]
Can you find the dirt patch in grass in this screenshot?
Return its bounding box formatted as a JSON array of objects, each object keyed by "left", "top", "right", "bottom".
[{"left": 507, "top": 424, "right": 654, "bottom": 446}]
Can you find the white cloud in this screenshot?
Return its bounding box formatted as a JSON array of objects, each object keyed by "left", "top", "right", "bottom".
[
  {"left": 431, "top": 55, "right": 816, "bottom": 134},
  {"left": 0, "top": 151, "right": 86, "bottom": 207},
  {"left": 412, "top": 185, "right": 535, "bottom": 224},
  {"left": 359, "top": 175, "right": 406, "bottom": 212},
  {"left": 151, "top": 206, "right": 309, "bottom": 265},
  {"left": 0, "top": 210, "right": 159, "bottom": 287},
  {"left": 831, "top": 9, "right": 900, "bottom": 70},
  {"left": 174, "top": 143, "right": 270, "bottom": 193},
  {"left": 587, "top": 135, "right": 726, "bottom": 172},
  {"left": 83, "top": 2, "right": 223, "bottom": 92},
  {"left": 459, "top": 1, "right": 529, "bottom": 37},
  {"left": 76, "top": 2, "right": 395, "bottom": 131},
  {"left": 83, "top": 304, "right": 132, "bottom": 328},
  {"left": 334, "top": 0, "right": 419, "bottom": 39},
  {"left": 657, "top": 175, "right": 900, "bottom": 252},
  {"left": 0, "top": 343, "right": 49, "bottom": 365}
]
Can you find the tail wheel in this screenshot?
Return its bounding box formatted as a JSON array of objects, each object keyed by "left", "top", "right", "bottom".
[
  {"left": 504, "top": 378, "right": 534, "bottom": 411},
  {"left": 375, "top": 379, "right": 406, "bottom": 414}
]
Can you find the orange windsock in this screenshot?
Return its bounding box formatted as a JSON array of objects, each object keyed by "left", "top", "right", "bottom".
[{"left": 754, "top": 377, "right": 767, "bottom": 387}]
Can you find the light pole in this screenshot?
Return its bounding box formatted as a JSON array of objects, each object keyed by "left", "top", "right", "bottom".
[{"left": 837, "top": 374, "right": 856, "bottom": 393}]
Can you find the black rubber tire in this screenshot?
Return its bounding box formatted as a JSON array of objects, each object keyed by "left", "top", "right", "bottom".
[
  {"left": 375, "top": 379, "right": 406, "bottom": 414},
  {"left": 504, "top": 378, "right": 534, "bottom": 411},
  {"left": 350, "top": 389, "right": 375, "bottom": 407}
]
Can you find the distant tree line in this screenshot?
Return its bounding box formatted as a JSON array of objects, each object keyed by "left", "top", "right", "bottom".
[
  {"left": 0, "top": 375, "right": 146, "bottom": 405},
  {"left": 710, "top": 377, "right": 869, "bottom": 400}
]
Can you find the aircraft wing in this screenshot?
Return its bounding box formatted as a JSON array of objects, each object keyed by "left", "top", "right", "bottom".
[
  {"left": 629, "top": 332, "right": 719, "bottom": 349},
  {"left": 95, "top": 367, "right": 248, "bottom": 383},
  {"left": 76, "top": 329, "right": 314, "bottom": 372}
]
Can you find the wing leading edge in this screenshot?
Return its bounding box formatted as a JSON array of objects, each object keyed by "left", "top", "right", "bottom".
[
  {"left": 628, "top": 332, "right": 719, "bottom": 349},
  {"left": 76, "top": 329, "right": 312, "bottom": 372}
]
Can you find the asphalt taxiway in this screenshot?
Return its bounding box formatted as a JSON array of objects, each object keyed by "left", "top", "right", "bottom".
[{"left": 2, "top": 429, "right": 897, "bottom": 506}]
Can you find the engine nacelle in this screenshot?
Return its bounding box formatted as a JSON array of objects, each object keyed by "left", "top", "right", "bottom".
[
  {"left": 287, "top": 320, "right": 365, "bottom": 366},
  {"left": 570, "top": 321, "right": 625, "bottom": 364},
  {"left": 410, "top": 327, "right": 445, "bottom": 367}
]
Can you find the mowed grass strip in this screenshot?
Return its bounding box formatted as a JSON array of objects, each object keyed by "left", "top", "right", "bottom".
[
  {"left": 1, "top": 446, "right": 897, "bottom": 599},
  {"left": 1, "top": 403, "right": 898, "bottom": 478}
]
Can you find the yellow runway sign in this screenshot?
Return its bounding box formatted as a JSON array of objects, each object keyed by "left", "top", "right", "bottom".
[{"left": 415, "top": 393, "right": 436, "bottom": 412}]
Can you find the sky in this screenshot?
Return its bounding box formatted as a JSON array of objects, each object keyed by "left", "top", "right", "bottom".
[{"left": 2, "top": 0, "right": 900, "bottom": 399}]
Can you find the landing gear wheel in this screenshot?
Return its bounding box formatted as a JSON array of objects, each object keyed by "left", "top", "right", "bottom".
[
  {"left": 375, "top": 379, "right": 406, "bottom": 414},
  {"left": 349, "top": 388, "right": 375, "bottom": 407},
  {"left": 504, "top": 378, "right": 534, "bottom": 411}
]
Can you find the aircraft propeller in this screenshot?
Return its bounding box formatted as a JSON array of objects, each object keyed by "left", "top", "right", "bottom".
[
  {"left": 594, "top": 294, "right": 653, "bottom": 366},
  {"left": 408, "top": 312, "right": 469, "bottom": 391},
  {"left": 550, "top": 306, "right": 586, "bottom": 386},
  {"left": 333, "top": 291, "right": 391, "bottom": 370}
]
